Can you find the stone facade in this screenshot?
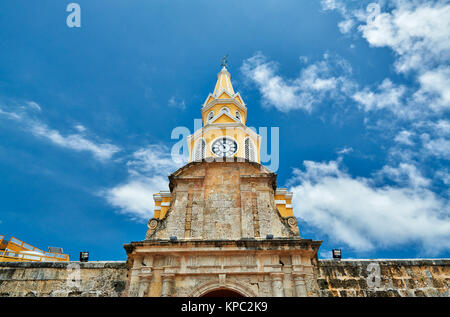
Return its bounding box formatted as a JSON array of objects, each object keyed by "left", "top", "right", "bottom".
[
  {"left": 0, "top": 261, "right": 127, "bottom": 297},
  {"left": 124, "top": 239, "right": 320, "bottom": 297},
  {"left": 123, "top": 159, "right": 318, "bottom": 297},
  {"left": 146, "top": 159, "right": 299, "bottom": 241},
  {"left": 0, "top": 259, "right": 448, "bottom": 297},
  {"left": 317, "top": 259, "right": 449, "bottom": 297}
]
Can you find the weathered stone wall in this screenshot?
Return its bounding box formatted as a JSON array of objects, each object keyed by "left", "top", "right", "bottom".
[
  {"left": 0, "top": 261, "right": 127, "bottom": 297},
  {"left": 0, "top": 259, "right": 448, "bottom": 296},
  {"left": 148, "top": 161, "right": 298, "bottom": 241},
  {"left": 316, "top": 259, "right": 449, "bottom": 297}
]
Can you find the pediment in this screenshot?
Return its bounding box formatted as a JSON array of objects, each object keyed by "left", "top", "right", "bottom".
[
  {"left": 234, "top": 93, "right": 244, "bottom": 104},
  {"left": 211, "top": 112, "right": 237, "bottom": 124},
  {"left": 218, "top": 91, "right": 233, "bottom": 99},
  {"left": 207, "top": 110, "right": 240, "bottom": 124}
]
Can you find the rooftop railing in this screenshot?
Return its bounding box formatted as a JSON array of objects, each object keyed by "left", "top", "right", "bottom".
[
  {"left": 0, "top": 250, "right": 69, "bottom": 262},
  {"left": 0, "top": 236, "right": 69, "bottom": 262}
]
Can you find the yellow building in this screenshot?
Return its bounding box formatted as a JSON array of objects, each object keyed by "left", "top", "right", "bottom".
[
  {"left": 0, "top": 235, "right": 69, "bottom": 262},
  {"left": 188, "top": 65, "right": 260, "bottom": 163}
]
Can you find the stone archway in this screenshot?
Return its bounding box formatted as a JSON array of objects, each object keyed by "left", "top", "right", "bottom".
[
  {"left": 190, "top": 280, "right": 257, "bottom": 297},
  {"left": 201, "top": 288, "right": 244, "bottom": 297}
]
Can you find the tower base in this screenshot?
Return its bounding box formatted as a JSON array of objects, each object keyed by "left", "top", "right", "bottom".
[{"left": 124, "top": 238, "right": 322, "bottom": 297}]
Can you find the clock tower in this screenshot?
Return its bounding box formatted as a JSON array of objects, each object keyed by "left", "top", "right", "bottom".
[
  {"left": 188, "top": 65, "right": 260, "bottom": 163},
  {"left": 124, "top": 61, "right": 322, "bottom": 297}
]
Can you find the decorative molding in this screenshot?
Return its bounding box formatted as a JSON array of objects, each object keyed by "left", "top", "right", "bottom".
[
  {"left": 219, "top": 274, "right": 226, "bottom": 285},
  {"left": 188, "top": 124, "right": 260, "bottom": 143},
  {"left": 202, "top": 97, "right": 247, "bottom": 113},
  {"left": 208, "top": 110, "right": 241, "bottom": 125},
  {"left": 190, "top": 279, "right": 257, "bottom": 297},
  {"left": 285, "top": 192, "right": 293, "bottom": 200}
]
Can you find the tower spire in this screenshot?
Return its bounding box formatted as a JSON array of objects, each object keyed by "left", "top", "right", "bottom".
[
  {"left": 220, "top": 54, "right": 228, "bottom": 68},
  {"left": 213, "top": 55, "right": 235, "bottom": 96},
  {"left": 189, "top": 61, "right": 256, "bottom": 163}
]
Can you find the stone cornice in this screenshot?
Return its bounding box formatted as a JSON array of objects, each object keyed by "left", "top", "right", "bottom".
[
  {"left": 168, "top": 158, "right": 276, "bottom": 192},
  {"left": 123, "top": 238, "right": 322, "bottom": 256}
]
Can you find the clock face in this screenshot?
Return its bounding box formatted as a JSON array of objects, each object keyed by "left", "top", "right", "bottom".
[{"left": 211, "top": 137, "right": 238, "bottom": 157}]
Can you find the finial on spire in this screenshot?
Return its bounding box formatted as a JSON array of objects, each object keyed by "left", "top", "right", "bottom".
[{"left": 220, "top": 54, "right": 229, "bottom": 68}]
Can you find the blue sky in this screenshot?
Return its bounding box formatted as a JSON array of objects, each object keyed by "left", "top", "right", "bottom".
[{"left": 0, "top": 0, "right": 449, "bottom": 260}]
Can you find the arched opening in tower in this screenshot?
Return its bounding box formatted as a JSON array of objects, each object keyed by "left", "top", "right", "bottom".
[{"left": 200, "top": 288, "right": 245, "bottom": 297}]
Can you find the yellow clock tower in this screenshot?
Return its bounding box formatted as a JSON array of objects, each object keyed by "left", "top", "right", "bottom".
[
  {"left": 188, "top": 65, "right": 260, "bottom": 163},
  {"left": 124, "top": 61, "right": 322, "bottom": 297}
]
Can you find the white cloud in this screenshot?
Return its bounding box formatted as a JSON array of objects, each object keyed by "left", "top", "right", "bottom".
[
  {"left": 30, "top": 122, "right": 119, "bottom": 161},
  {"left": 104, "top": 176, "right": 168, "bottom": 221},
  {"left": 358, "top": 1, "right": 450, "bottom": 74},
  {"left": 0, "top": 107, "right": 21, "bottom": 120},
  {"left": 416, "top": 66, "right": 450, "bottom": 110},
  {"left": 245, "top": 3, "right": 450, "bottom": 120},
  {"left": 352, "top": 79, "right": 407, "bottom": 115},
  {"left": 1, "top": 101, "right": 175, "bottom": 222},
  {"left": 378, "top": 163, "right": 431, "bottom": 189},
  {"left": 337, "top": 147, "right": 353, "bottom": 155},
  {"left": 26, "top": 101, "right": 41, "bottom": 111},
  {"left": 301, "top": 64, "right": 339, "bottom": 91},
  {"left": 0, "top": 104, "right": 120, "bottom": 161},
  {"left": 387, "top": 119, "right": 450, "bottom": 166},
  {"left": 241, "top": 52, "right": 354, "bottom": 112},
  {"left": 416, "top": 120, "right": 450, "bottom": 159},
  {"left": 168, "top": 96, "right": 186, "bottom": 109},
  {"left": 321, "top": 0, "right": 366, "bottom": 34},
  {"left": 289, "top": 160, "right": 450, "bottom": 254},
  {"left": 324, "top": 1, "right": 450, "bottom": 118},
  {"left": 433, "top": 120, "right": 450, "bottom": 136},
  {"left": 126, "top": 146, "right": 179, "bottom": 174},
  {"left": 298, "top": 56, "right": 308, "bottom": 63},
  {"left": 321, "top": 0, "right": 347, "bottom": 15},
  {"left": 436, "top": 169, "right": 450, "bottom": 186},
  {"left": 74, "top": 124, "right": 87, "bottom": 132},
  {"left": 422, "top": 135, "right": 450, "bottom": 159},
  {"left": 338, "top": 19, "right": 355, "bottom": 33},
  {"left": 241, "top": 53, "right": 312, "bottom": 112},
  {"left": 102, "top": 145, "right": 179, "bottom": 221},
  {"left": 394, "top": 130, "right": 414, "bottom": 145}
]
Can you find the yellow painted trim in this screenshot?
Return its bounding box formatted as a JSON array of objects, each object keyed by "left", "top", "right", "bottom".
[
  {"left": 188, "top": 127, "right": 260, "bottom": 163},
  {"left": 202, "top": 103, "right": 247, "bottom": 126}
]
